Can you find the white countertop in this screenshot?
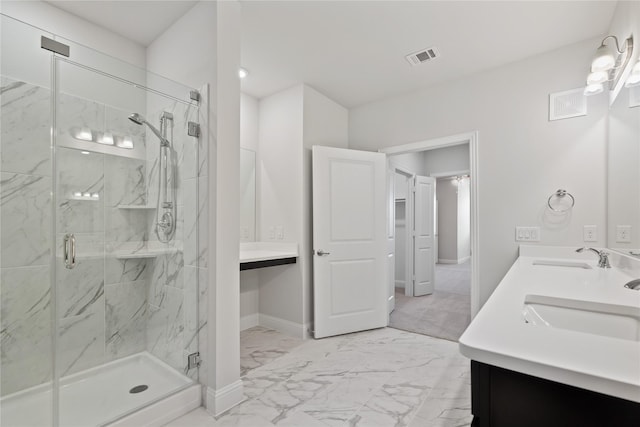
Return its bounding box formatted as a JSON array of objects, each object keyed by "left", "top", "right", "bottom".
[
  {"left": 239, "top": 242, "right": 298, "bottom": 263},
  {"left": 459, "top": 245, "right": 640, "bottom": 403}
]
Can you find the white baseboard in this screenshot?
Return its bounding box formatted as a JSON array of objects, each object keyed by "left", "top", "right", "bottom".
[
  {"left": 240, "top": 313, "right": 259, "bottom": 331},
  {"left": 394, "top": 280, "right": 405, "bottom": 288},
  {"left": 108, "top": 384, "right": 201, "bottom": 427},
  {"left": 258, "top": 313, "right": 307, "bottom": 339},
  {"left": 206, "top": 380, "right": 245, "bottom": 417},
  {"left": 458, "top": 256, "right": 471, "bottom": 264}
]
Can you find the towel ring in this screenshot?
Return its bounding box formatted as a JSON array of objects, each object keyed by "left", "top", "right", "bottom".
[{"left": 547, "top": 189, "right": 575, "bottom": 213}]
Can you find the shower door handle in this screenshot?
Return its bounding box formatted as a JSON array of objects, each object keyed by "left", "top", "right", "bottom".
[{"left": 63, "top": 233, "right": 76, "bottom": 269}]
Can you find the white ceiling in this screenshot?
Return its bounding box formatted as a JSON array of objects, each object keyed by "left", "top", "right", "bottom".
[
  {"left": 46, "top": 1, "right": 197, "bottom": 46},
  {"left": 44, "top": 1, "right": 616, "bottom": 108},
  {"left": 240, "top": 1, "right": 616, "bottom": 107}
]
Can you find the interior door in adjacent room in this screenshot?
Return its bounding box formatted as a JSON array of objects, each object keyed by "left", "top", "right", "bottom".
[
  {"left": 413, "top": 175, "right": 436, "bottom": 297},
  {"left": 312, "top": 146, "right": 387, "bottom": 339}
]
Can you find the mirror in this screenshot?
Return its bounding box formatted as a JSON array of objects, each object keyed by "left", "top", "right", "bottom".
[
  {"left": 240, "top": 148, "right": 256, "bottom": 242},
  {"left": 607, "top": 85, "right": 640, "bottom": 255}
]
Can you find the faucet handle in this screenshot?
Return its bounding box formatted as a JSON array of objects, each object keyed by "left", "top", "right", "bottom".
[{"left": 599, "top": 251, "right": 611, "bottom": 269}]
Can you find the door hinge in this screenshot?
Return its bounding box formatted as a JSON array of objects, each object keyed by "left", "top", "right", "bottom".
[
  {"left": 190, "top": 90, "right": 200, "bottom": 103},
  {"left": 41, "top": 36, "right": 70, "bottom": 57},
  {"left": 188, "top": 121, "right": 200, "bottom": 137},
  {"left": 187, "top": 352, "right": 201, "bottom": 369}
]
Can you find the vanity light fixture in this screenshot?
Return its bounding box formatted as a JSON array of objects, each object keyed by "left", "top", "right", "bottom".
[
  {"left": 97, "top": 132, "right": 114, "bottom": 145},
  {"left": 238, "top": 67, "right": 248, "bottom": 79},
  {"left": 584, "top": 35, "right": 634, "bottom": 96},
  {"left": 74, "top": 127, "right": 93, "bottom": 141},
  {"left": 625, "top": 60, "right": 640, "bottom": 87},
  {"left": 115, "top": 136, "right": 134, "bottom": 149}
]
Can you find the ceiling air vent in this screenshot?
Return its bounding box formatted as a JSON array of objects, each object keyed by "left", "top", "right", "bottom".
[{"left": 405, "top": 47, "right": 440, "bottom": 66}]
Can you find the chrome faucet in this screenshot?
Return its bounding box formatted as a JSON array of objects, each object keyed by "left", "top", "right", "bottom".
[{"left": 576, "top": 247, "right": 611, "bottom": 268}]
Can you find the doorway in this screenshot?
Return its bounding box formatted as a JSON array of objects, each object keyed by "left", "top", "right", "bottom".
[{"left": 382, "top": 132, "right": 478, "bottom": 341}]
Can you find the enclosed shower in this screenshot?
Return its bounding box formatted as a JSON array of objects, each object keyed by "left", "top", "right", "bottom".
[{"left": 0, "top": 14, "right": 207, "bottom": 427}]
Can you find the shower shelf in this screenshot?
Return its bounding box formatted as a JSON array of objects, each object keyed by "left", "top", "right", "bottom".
[{"left": 117, "top": 204, "right": 156, "bottom": 210}]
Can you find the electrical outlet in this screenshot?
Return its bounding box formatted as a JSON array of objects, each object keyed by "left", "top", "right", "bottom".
[
  {"left": 276, "top": 225, "right": 284, "bottom": 240},
  {"left": 583, "top": 225, "right": 597, "bottom": 242},
  {"left": 616, "top": 225, "right": 632, "bottom": 243},
  {"left": 515, "top": 226, "right": 540, "bottom": 242},
  {"left": 268, "top": 226, "right": 275, "bottom": 240},
  {"left": 240, "top": 226, "right": 248, "bottom": 239}
]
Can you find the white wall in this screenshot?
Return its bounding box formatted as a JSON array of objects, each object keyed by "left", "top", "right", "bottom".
[
  {"left": 258, "top": 85, "right": 304, "bottom": 326},
  {"left": 437, "top": 178, "right": 458, "bottom": 263},
  {"left": 349, "top": 37, "right": 609, "bottom": 307},
  {"left": 457, "top": 177, "right": 471, "bottom": 261},
  {"left": 389, "top": 152, "right": 426, "bottom": 176},
  {"left": 255, "top": 84, "right": 348, "bottom": 337},
  {"left": 424, "top": 144, "right": 469, "bottom": 175}
]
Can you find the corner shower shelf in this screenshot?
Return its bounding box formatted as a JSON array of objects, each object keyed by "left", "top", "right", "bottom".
[{"left": 117, "top": 204, "right": 156, "bottom": 210}]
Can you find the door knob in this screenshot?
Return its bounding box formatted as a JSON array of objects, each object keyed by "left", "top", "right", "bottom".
[{"left": 316, "top": 250, "right": 330, "bottom": 256}]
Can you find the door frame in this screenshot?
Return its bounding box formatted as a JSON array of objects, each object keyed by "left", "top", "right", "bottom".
[
  {"left": 380, "top": 131, "right": 480, "bottom": 317},
  {"left": 390, "top": 165, "right": 415, "bottom": 297}
]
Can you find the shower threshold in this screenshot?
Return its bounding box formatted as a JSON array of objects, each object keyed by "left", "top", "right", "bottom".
[{"left": 1, "top": 352, "right": 196, "bottom": 427}]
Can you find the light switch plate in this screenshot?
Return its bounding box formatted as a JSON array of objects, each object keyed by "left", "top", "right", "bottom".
[
  {"left": 516, "top": 226, "right": 540, "bottom": 242},
  {"left": 616, "top": 225, "right": 632, "bottom": 243},
  {"left": 583, "top": 225, "right": 597, "bottom": 242}
]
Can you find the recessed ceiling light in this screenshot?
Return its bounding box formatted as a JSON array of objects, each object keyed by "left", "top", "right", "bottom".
[{"left": 238, "top": 68, "right": 248, "bottom": 79}]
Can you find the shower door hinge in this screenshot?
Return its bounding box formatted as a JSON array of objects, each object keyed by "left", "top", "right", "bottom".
[
  {"left": 188, "top": 122, "right": 200, "bottom": 138},
  {"left": 41, "top": 36, "right": 70, "bottom": 57},
  {"left": 190, "top": 90, "right": 200, "bottom": 103},
  {"left": 187, "top": 352, "right": 201, "bottom": 369}
]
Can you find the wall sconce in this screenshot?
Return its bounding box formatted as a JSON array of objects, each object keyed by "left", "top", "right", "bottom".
[{"left": 584, "top": 35, "right": 634, "bottom": 96}]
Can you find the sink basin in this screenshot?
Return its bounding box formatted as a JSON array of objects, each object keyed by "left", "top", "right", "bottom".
[
  {"left": 532, "top": 260, "right": 592, "bottom": 269},
  {"left": 522, "top": 294, "right": 640, "bottom": 341}
]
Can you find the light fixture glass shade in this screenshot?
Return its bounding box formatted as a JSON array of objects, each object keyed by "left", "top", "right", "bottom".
[
  {"left": 625, "top": 72, "right": 640, "bottom": 87},
  {"left": 587, "top": 70, "right": 608, "bottom": 85},
  {"left": 591, "top": 43, "right": 616, "bottom": 72},
  {"left": 584, "top": 83, "right": 604, "bottom": 96}
]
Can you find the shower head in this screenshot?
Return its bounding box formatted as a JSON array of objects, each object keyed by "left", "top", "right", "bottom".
[
  {"left": 128, "top": 112, "right": 170, "bottom": 147},
  {"left": 128, "top": 113, "right": 145, "bottom": 125}
]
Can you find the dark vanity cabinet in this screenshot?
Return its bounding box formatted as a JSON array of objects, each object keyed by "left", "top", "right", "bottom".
[{"left": 470, "top": 361, "right": 640, "bottom": 427}]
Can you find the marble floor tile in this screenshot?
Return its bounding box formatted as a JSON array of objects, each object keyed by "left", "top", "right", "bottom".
[{"left": 166, "top": 327, "right": 472, "bottom": 427}]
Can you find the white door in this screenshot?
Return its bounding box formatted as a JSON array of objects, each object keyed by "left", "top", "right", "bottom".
[
  {"left": 313, "top": 146, "right": 388, "bottom": 339},
  {"left": 386, "top": 160, "right": 396, "bottom": 314},
  {"left": 413, "top": 176, "right": 436, "bottom": 296}
]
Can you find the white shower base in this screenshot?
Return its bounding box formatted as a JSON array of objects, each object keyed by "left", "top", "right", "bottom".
[{"left": 1, "top": 352, "right": 200, "bottom": 427}]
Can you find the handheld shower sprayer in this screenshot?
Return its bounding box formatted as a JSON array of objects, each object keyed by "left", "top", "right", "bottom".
[{"left": 128, "top": 111, "right": 176, "bottom": 242}]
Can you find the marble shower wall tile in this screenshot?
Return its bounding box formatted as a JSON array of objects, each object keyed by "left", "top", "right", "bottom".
[
  {"left": 56, "top": 258, "right": 104, "bottom": 319},
  {"left": 57, "top": 301, "right": 106, "bottom": 377},
  {"left": 0, "top": 172, "right": 51, "bottom": 268},
  {"left": 105, "top": 280, "right": 147, "bottom": 361},
  {"left": 147, "top": 285, "right": 184, "bottom": 371},
  {"left": 105, "top": 207, "right": 148, "bottom": 251},
  {"left": 1, "top": 78, "right": 51, "bottom": 177},
  {"left": 148, "top": 252, "right": 184, "bottom": 307},
  {"left": 105, "top": 257, "right": 148, "bottom": 284},
  {"left": 57, "top": 92, "right": 104, "bottom": 143},
  {"left": 0, "top": 266, "right": 52, "bottom": 396},
  {"left": 56, "top": 148, "right": 104, "bottom": 233},
  {"left": 104, "top": 155, "right": 146, "bottom": 207}
]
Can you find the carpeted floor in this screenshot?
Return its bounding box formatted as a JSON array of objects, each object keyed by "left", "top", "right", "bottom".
[{"left": 389, "top": 261, "right": 471, "bottom": 341}]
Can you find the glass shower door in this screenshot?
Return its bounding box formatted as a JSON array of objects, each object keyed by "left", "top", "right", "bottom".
[{"left": 53, "top": 56, "right": 200, "bottom": 426}]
